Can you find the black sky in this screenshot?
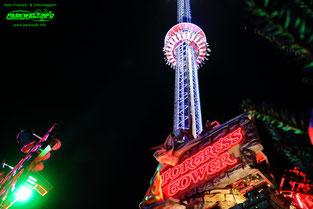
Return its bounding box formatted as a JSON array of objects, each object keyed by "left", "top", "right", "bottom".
[{"left": 1, "top": 0, "right": 312, "bottom": 208}]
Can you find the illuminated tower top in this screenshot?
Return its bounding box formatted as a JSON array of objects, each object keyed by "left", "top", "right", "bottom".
[{"left": 164, "top": 0, "right": 210, "bottom": 138}]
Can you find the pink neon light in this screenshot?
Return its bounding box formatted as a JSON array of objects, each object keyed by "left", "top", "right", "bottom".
[
  {"left": 160, "top": 127, "right": 243, "bottom": 197},
  {"left": 0, "top": 169, "right": 24, "bottom": 198},
  {"left": 0, "top": 124, "right": 57, "bottom": 201}
]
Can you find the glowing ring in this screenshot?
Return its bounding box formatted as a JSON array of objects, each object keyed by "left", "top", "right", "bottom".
[{"left": 164, "top": 23, "right": 208, "bottom": 68}]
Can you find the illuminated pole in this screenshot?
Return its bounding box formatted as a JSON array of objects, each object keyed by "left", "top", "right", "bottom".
[{"left": 164, "top": 0, "right": 210, "bottom": 138}]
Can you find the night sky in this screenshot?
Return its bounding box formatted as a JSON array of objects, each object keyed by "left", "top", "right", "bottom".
[{"left": 1, "top": 0, "right": 312, "bottom": 208}]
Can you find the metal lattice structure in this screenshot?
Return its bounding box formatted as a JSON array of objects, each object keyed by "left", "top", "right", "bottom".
[
  {"left": 177, "top": 0, "right": 191, "bottom": 23},
  {"left": 164, "top": 0, "right": 210, "bottom": 138}
]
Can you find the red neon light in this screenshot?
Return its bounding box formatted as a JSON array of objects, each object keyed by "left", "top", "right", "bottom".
[
  {"left": 167, "top": 152, "right": 237, "bottom": 196},
  {"left": 161, "top": 127, "right": 243, "bottom": 197},
  {"left": 296, "top": 193, "right": 308, "bottom": 209}
]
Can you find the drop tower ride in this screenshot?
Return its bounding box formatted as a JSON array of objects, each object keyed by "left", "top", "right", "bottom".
[
  {"left": 164, "top": 0, "right": 210, "bottom": 138},
  {"left": 140, "top": 1, "right": 296, "bottom": 209}
]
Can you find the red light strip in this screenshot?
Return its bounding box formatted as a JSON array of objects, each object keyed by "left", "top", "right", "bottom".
[
  {"left": 296, "top": 193, "right": 308, "bottom": 209},
  {"left": 161, "top": 127, "right": 243, "bottom": 197}
]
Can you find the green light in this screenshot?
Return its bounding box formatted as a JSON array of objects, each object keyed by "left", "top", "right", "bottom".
[
  {"left": 27, "top": 179, "right": 36, "bottom": 185},
  {"left": 28, "top": 176, "right": 37, "bottom": 182},
  {"left": 15, "top": 186, "right": 33, "bottom": 201},
  {"left": 26, "top": 176, "right": 37, "bottom": 185}
]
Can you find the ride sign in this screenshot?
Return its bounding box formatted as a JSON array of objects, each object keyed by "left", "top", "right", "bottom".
[
  {"left": 160, "top": 127, "right": 243, "bottom": 197},
  {"left": 145, "top": 113, "right": 264, "bottom": 202}
]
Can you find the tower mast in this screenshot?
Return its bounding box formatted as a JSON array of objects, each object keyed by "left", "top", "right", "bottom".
[
  {"left": 164, "top": 0, "right": 209, "bottom": 138},
  {"left": 177, "top": 0, "right": 191, "bottom": 23}
]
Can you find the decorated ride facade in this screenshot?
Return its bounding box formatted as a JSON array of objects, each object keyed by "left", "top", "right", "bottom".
[{"left": 140, "top": 113, "right": 279, "bottom": 209}]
